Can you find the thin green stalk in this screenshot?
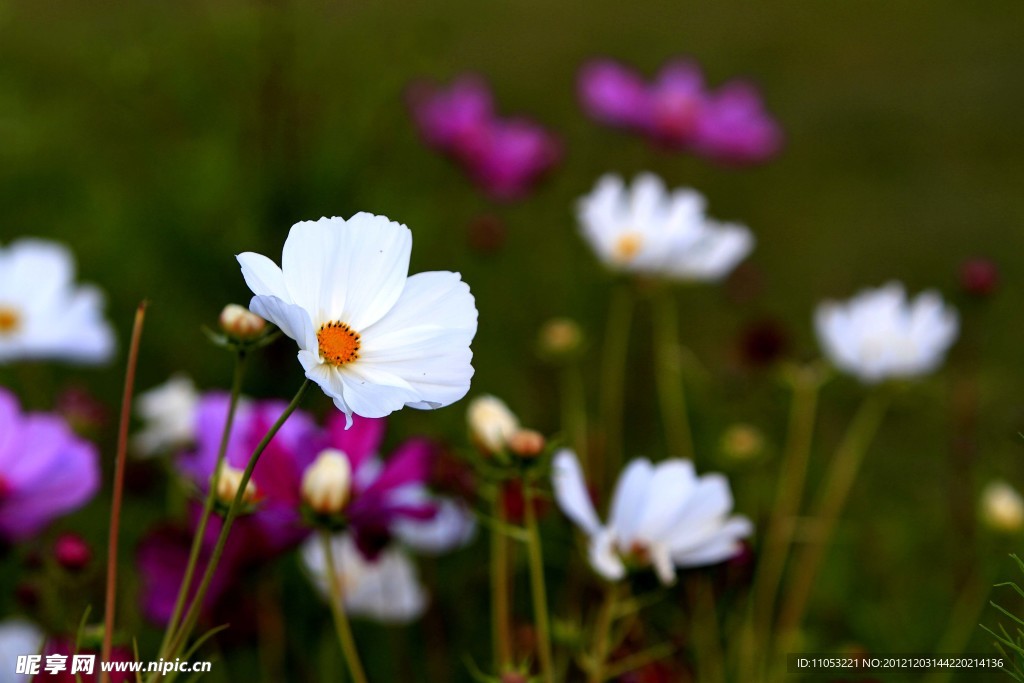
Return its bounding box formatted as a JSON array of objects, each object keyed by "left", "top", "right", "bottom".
[
  {"left": 776, "top": 390, "right": 891, "bottom": 644},
  {"left": 651, "top": 289, "right": 694, "bottom": 461},
  {"left": 491, "top": 490, "right": 512, "bottom": 672},
  {"left": 101, "top": 302, "right": 146, "bottom": 683},
  {"left": 587, "top": 583, "right": 619, "bottom": 683},
  {"left": 599, "top": 285, "right": 634, "bottom": 495},
  {"left": 561, "top": 361, "right": 588, "bottom": 466},
  {"left": 320, "top": 530, "right": 369, "bottom": 683},
  {"left": 750, "top": 365, "right": 824, "bottom": 662},
  {"left": 159, "top": 352, "right": 247, "bottom": 660},
  {"left": 164, "top": 379, "right": 312, "bottom": 665},
  {"left": 523, "top": 482, "right": 554, "bottom": 683},
  {"left": 687, "top": 575, "right": 725, "bottom": 683}
]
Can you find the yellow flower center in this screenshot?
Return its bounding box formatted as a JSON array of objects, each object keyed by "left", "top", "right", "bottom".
[
  {"left": 612, "top": 232, "right": 644, "bottom": 262},
  {"left": 317, "top": 321, "right": 361, "bottom": 366},
  {"left": 0, "top": 306, "right": 20, "bottom": 336}
]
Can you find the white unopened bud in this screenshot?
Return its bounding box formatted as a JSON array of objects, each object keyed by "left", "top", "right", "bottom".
[
  {"left": 219, "top": 304, "right": 267, "bottom": 340},
  {"left": 981, "top": 480, "right": 1024, "bottom": 533},
  {"left": 216, "top": 463, "right": 257, "bottom": 505},
  {"left": 467, "top": 395, "right": 520, "bottom": 454},
  {"left": 302, "top": 449, "right": 352, "bottom": 515}
]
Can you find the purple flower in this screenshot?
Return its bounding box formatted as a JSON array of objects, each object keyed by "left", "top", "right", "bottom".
[
  {"left": 578, "top": 57, "right": 782, "bottom": 165},
  {"left": 408, "top": 75, "right": 494, "bottom": 152},
  {"left": 136, "top": 514, "right": 260, "bottom": 626},
  {"left": 408, "top": 76, "right": 562, "bottom": 200},
  {"left": 178, "top": 393, "right": 321, "bottom": 552},
  {"left": 0, "top": 388, "right": 99, "bottom": 541},
  {"left": 692, "top": 81, "right": 784, "bottom": 165},
  {"left": 317, "top": 412, "right": 475, "bottom": 559},
  {"left": 577, "top": 60, "right": 650, "bottom": 129}
]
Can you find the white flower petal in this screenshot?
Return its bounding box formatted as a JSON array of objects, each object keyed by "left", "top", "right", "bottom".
[
  {"left": 589, "top": 529, "right": 626, "bottom": 581},
  {"left": 237, "top": 252, "right": 289, "bottom": 301},
  {"left": 249, "top": 295, "right": 317, "bottom": 351},
  {"left": 608, "top": 458, "right": 654, "bottom": 541},
  {"left": 551, "top": 449, "right": 601, "bottom": 535}
]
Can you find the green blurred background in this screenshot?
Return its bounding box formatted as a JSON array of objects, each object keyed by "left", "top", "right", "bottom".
[{"left": 2, "top": 1, "right": 1024, "bottom": 680}]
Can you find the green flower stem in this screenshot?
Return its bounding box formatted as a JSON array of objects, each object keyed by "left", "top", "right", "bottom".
[
  {"left": 687, "top": 575, "right": 725, "bottom": 683},
  {"left": 158, "top": 351, "right": 247, "bottom": 661},
  {"left": 164, "top": 378, "right": 312, "bottom": 667},
  {"left": 599, "top": 284, "right": 634, "bottom": 495},
  {"left": 523, "top": 482, "right": 555, "bottom": 683},
  {"left": 561, "top": 361, "right": 589, "bottom": 467},
  {"left": 490, "top": 489, "right": 512, "bottom": 672},
  {"left": 320, "top": 530, "right": 369, "bottom": 683},
  {"left": 587, "top": 583, "right": 620, "bottom": 683},
  {"left": 750, "top": 364, "right": 824, "bottom": 661},
  {"left": 651, "top": 288, "right": 694, "bottom": 461},
  {"left": 775, "top": 390, "right": 891, "bottom": 645}
]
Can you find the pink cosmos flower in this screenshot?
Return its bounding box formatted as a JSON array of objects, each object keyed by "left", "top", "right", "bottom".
[
  {"left": 578, "top": 57, "right": 782, "bottom": 165},
  {"left": 408, "top": 75, "right": 562, "bottom": 200},
  {"left": 315, "top": 412, "right": 475, "bottom": 559},
  {"left": 178, "top": 393, "right": 322, "bottom": 551},
  {"left": 0, "top": 388, "right": 100, "bottom": 541}
]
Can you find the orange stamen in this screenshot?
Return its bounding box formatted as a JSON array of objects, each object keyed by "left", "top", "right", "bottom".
[{"left": 317, "top": 321, "right": 361, "bottom": 366}]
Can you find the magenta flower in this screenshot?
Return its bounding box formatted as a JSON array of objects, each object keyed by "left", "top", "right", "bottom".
[
  {"left": 408, "top": 75, "right": 494, "bottom": 152},
  {"left": 408, "top": 75, "right": 562, "bottom": 200},
  {"left": 0, "top": 388, "right": 99, "bottom": 541},
  {"left": 578, "top": 57, "right": 782, "bottom": 165},
  {"left": 316, "top": 412, "right": 475, "bottom": 559},
  {"left": 136, "top": 516, "right": 256, "bottom": 626},
  {"left": 692, "top": 81, "right": 784, "bottom": 165},
  {"left": 178, "top": 393, "right": 322, "bottom": 551}
]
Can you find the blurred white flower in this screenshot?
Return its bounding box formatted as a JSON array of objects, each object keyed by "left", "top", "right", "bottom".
[
  {"left": 301, "top": 533, "right": 427, "bottom": 623},
  {"left": 132, "top": 375, "right": 199, "bottom": 457},
  {"left": 392, "top": 497, "right": 477, "bottom": 554},
  {"left": 0, "top": 239, "right": 115, "bottom": 364},
  {"left": 815, "top": 282, "right": 958, "bottom": 383},
  {"left": 980, "top": 480, "right": 1024, "bottom": 533},
  {"left": 576, "top": 173, "right": 753, "bottom": 280},
  {"left": 0, "top": 618, "right": 43, "bottom": 683},
  {"left": 552, "top": 449, "right": 751, "bottom": 584},
  {"left": 237, "top": 214, "right": 478, "bottom": 428},
  {"left": 467, "top": 394, "right": 520, "bottom": 454}
]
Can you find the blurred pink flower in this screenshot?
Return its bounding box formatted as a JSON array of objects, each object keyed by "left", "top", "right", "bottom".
[
  {"left": 0, "top": 388, "right": 100, "bottom": 541},
  {"left": 178, "top": 393, "right": 322, "bottom": 551},
  {"left": 692, "top": 81, "right": 784, "bottom": 165},
  {"left": 316, "top": 412, "right": 475, "bottom": 559},
  {"left": 408, "top": 76, "right": 562, "bottom": 200},
  {"left": 578, "top": 57, "right": 782, "bottom": 164}
]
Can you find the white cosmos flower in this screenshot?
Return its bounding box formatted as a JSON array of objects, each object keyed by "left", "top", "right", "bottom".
[
  {"left": 0, "top": 618, "right": 43, "bottom": 683},
  {"left": 237, "top": 214, "right": 478, "bottom": 427},
  {"left": 301, "top": 533, "right": 427, "bottom": 623},
  {"left": 552, "top": 449, "right": 751, "bottom": 585},
  {"left": 132, "top": 375, "right": 200, "bottom": 457},
  {"left": 815, "top": 282, "right": 958, "bottom": 383},
  {"left": 0, "top": 239, "right": 115, "bottom": 365},
  {"left": 576, "top": 173, "right": 753, "bottom": 281},
  {"left": 980, "top": 480, "right": 1024, "bottom": 533}
]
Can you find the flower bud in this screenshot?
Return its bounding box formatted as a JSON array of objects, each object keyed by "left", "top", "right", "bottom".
[
  {"left": 719, "top": 423, "right": 765, "bottom": 461},
  {"left": 981, "top": 480, "right": 1024, "bottom": 533},
  {"left": 537, "top": 317, "right": 584, "bottom": 360},
  {"left": 54, "top": 533, "right": 92, "bottom": 571},
  {"left": 219, "top": 304, "right": 267, "bottom": 340},
  {"left": 302, "top": 449, "right": 352, "bottom": 515},
  {"left": 959, "top": 258, "right": 999, "bottom": 298},
  {"left": 215, "top": 463, "right": 257, "bottom": 505},
  {"left": 467, "top": 395, "right": 520, "bottom": 454},
  {"left": 508, "top": 429, "right": 546, "bottom": 458}
]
